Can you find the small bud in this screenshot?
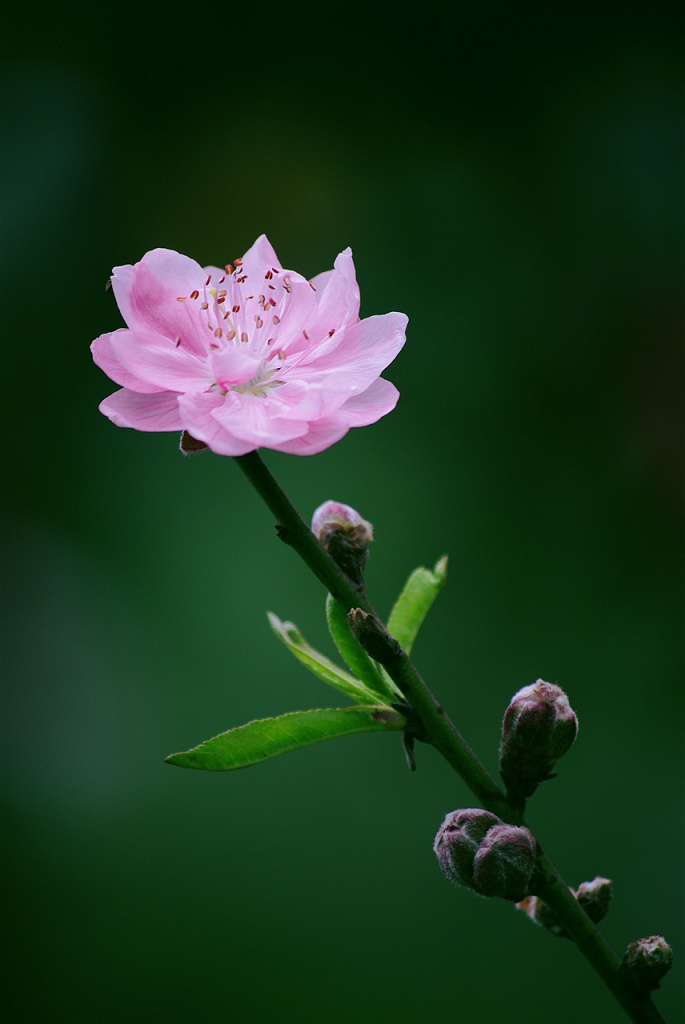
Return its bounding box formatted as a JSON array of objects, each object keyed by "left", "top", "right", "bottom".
[
  {"left": 311, "top": 500, "right": 373, "bottom": 586},
  {"left": 500, "top": 679, "right": 578, "bottom": 802},
  {"left": 434, "top": 809, "right": 502, "bottom": 890},
  {"left": 347, "top": 609, "right": 401, "bottom": 665},
  {"left": 621, "top": 936, "right": 673, "bottom": 990},
  {"left": 575, "top": 876, "right": 612, "bottom": 924},
  {"left": 517, "top": 895, "right": 566, "bottom": 936},
  {"left": 472, "top": 823, "right": 537, "bottom": 901}
]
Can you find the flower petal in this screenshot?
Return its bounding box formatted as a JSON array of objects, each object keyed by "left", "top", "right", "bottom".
[
  {"left": 91, "top": 330, "right": 166, "bottom": 394},
  {"left": 304, "top": 247, "right": 360, "bottom": 347},
  {"left": 177, "top": 391, "right": 255, "bottom": 456},
  {"left": 211, "top": 390, "right": 309, "bottom": 447},
  {"left": 109, "top": 330, "right": 211, "bottom": 392},
  {"left": 208, "top": 348, "right": 263, "bottom": 388},
  {"left": 114, "top": 250, "right": 212, "bottom": 356},
  {"left": 99, "top": 389, "right": 182, "bottom": 430},
  {"left": 335, "top": 377, "right": 400, "bottom": 426},
  {"left": 239, "top": 234, "right": 282, "bottom": 279},
  {"left": 298, "top": 311, "right": 407, "bottom": 394},
  {"left": 270, "top": 418, "right": 351, "bottom": 455}
]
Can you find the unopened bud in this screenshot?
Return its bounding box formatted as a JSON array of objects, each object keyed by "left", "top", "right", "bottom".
[
  {"left": 472, "top": 823, "right": 537, "bottom": 901},
  {"left": 500, "top": 679, "right": 578, "bottom": 802},
  {"left": 434, "top": 810, "right": 537, "bottom": 901},
  {"left": 433, "top": 809, "right": 501, "bottom": 890},
  {"left": 517, "top": 895, "right": 566, "bottom": 936},
  {"left": 311, "top": 501, "right": 373, "bottom": 586},
  {"left": 621, "top": 936, "right": 673, "bottom": 991},
  {"left": 575, "top": 876, "right": 612, "bottom": 924}
]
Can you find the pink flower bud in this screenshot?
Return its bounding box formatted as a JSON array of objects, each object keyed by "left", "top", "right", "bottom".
[
  {"left": 311, "top": 501, "right": 374, "bottom": 586},
  {"left": 621, "top": 936, "right": 673, "bottom": 990},
  {"left": 472, "top": 823, "right": 537, "bottom": 902},
  {"left": 433, "top": 809, "right": 502, "bottom": 890},
  {"left": 574, "top": 876, "right": 612, "bottom": 924},
  {"left": 500, "top": 680, "right": 578, "bottom": 802}
]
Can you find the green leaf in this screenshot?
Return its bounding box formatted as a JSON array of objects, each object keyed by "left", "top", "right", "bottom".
[
  {"left": 386, "top": 555, "right": 448, "bottom": 655},
  {"left": 267, "top": 613, "right": 383, "bottom": 705},
  {"left": 325, "top": 594, "right": 399, "bottom": 702},
  {"left": 165, "top": 706, "right": 405, "bottom": 771}
]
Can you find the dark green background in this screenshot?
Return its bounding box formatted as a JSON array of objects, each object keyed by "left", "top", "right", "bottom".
[{"left": 2, "top": 2, "right": 683, "bottom": 1021}]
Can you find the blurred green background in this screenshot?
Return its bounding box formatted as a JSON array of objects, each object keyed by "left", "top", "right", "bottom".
[{"left": 1, "top": 1, "right": 683, "bottom": 1021}]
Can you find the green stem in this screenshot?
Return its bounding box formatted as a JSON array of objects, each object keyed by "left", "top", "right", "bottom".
[
  {"left": 233, "top": 449, "right": 664, "bottom": 1024},
  {"left": 536, "top": 852, "right": 665, "bottom": 1024},
  {"left": 234, "top": 451, "right": 508, "bottom": 814}
]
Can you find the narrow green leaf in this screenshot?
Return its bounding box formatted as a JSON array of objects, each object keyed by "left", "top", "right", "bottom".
[
  {"left": 165, "top": 706, "right": 405, "bottom": 771},
  {"left": 267, "top": 613, "right": 382, "bottom": 705},
  {"left": 325, "top": 594, "right": 398, "bottom": 702},
  {"left": 386, "top": 555, "right": 448, "bottom": 655}
]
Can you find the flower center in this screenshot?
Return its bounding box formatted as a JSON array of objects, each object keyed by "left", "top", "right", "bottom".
[{"left": 231, "top": 364, "right": 283, "bottom": 398}]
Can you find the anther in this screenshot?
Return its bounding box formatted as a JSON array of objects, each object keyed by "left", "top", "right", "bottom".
[
  {"left": 214, "top": 327, "right": 223, "bottom": 338},
  {"left": 205, "top": 274, "right": 212, "bottom": 286},
  {"left": 201, "top": 302, "right": 209, "bottom": 310},
  {"left": 273, "top": 315, "right": 281, "bottom": 324},
  {"left": 232, "top": 305, "right": 240, "bottom": 313},
  {"left": 241, "top": 332, "right": 248, "bottom": 343},
  {"left": 177, "top": 296, "right": 187, "bottom": 302}
]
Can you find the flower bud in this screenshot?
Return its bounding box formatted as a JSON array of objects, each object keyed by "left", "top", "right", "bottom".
[
  {"left": 311, "top": 501, "right": 373, "bottom": 586},
  {"left": 621, "top": 936, "right": 673, "bottom": 990},
  {"left": 434, "top": 811, "right": 537, "bottom": 902},
  {"left": 499, "top": 679, "right": 578, "bottom": 801},
  {"left": 472, "top": 823, "right": 537, "bottom": 901},
  {"left": 517, "top": 896, "right": 565, "bottom": 936},
  {"left": 574, "top": 876, "right": 612, "bottom": 924},
  {"left": 433, "top": 809, "right": 502, "bottom": 890}
]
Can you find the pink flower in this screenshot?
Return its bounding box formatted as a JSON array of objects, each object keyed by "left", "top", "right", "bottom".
[{"left": 91, "top": 236, "right": 407, "bottom": 456}]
